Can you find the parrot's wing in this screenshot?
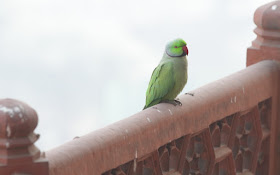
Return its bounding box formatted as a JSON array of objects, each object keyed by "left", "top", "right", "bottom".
[{"left": 144, "top": 61, "right": 175, "bottom": 109}]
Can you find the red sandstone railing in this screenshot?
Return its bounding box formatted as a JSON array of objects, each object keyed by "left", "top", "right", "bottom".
[{"left": 0, "top": 1, "right": 280, "bottom": 175}]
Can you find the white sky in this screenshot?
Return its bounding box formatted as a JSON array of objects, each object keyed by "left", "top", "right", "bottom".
[{"left": 0, "top": 0, "right": 270, "bottom": 150}]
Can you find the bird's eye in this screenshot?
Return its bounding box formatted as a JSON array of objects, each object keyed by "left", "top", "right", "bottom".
[{"left": 174, "top": 46, "right": 178, "bottom": 48}]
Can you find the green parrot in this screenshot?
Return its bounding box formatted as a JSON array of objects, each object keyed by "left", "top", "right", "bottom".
[{"left": 143, "top": 38, "right": 189, "bottom": 110}]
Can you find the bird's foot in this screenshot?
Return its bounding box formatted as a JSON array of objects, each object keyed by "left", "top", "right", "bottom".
[
  {"left": 174, "top": 99, "right": 182, "bottom": 106},
  {"left": 161, "top": 99, "right": 182, "bottom": 106},
  {"left": 185, "top": 92, "right": 194, "bottom": 96}
]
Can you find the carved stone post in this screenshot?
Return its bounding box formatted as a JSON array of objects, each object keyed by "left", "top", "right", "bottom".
[
  {"left": 247, "top": 1, "right": 280, "bottom": 66},
  {"left": 0, "top": 99, "right": 48, "bottom": 174},
  {"left": 247, "top": 1, "right": 280, "bottom": 174}
]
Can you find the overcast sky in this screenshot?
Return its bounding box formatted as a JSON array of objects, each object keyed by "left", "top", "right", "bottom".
[{"left": 0, "top": 0, "right": 270, "bottom": 150}]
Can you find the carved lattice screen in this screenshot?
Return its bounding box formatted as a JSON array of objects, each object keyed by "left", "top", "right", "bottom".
[{"left": 102, "top": 98, "right": 271, "bottom": 175}]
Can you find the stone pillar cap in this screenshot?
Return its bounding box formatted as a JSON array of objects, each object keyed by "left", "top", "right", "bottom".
[
  {"left": 0, "top": 99, "right": 38, "bottom": 140},
  {"left": 254, "top": 1, "right": 280, "bottom": 30}
]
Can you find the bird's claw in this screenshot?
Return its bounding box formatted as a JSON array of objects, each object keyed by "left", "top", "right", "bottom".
[
  {"left": 161, "top": 99, "right": 182, "bottom": 106},
  {"left": 174, "top": 100, "right": 182, "bottom": 106}
]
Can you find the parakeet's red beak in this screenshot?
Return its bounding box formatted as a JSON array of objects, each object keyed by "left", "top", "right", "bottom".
[{"left": 183, "top": 45, "right": 188, "bottom": 56}]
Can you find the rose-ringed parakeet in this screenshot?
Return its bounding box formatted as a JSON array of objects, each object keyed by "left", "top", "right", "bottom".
[{"left": 143, "top": 38, "right": 189, "bottom": 110}]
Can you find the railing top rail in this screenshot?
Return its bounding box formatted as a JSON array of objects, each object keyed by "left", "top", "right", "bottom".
[{"left": 46, "top": 60, "right": 280, "bottom": 175}]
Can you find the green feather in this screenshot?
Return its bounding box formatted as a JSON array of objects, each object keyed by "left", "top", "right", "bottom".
[
  {"left": 143, "top": 38, "right": 188, "bottom": 110},
  {"left": 144, "top": 62, "right": 175, "bottom": 109}
]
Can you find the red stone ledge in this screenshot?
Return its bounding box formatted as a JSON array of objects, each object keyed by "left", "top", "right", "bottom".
[{"left": 46, "top": 60, "right": 280, "bottom": 175}]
